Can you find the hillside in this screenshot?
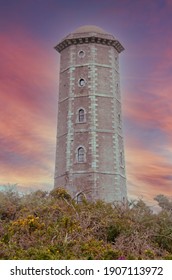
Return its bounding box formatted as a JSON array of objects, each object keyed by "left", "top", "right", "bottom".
[{"left": 0, "top": 188, "right": 172, "bottom": 260}]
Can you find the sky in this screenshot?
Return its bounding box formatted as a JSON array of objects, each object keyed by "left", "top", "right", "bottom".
[{"left": 0, "top": 0, "right": 172, "bottom": 206}]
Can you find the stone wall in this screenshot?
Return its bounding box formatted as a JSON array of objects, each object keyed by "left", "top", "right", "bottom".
[{"left": 54, "top": 27, "right": 127, "bottom": 203}]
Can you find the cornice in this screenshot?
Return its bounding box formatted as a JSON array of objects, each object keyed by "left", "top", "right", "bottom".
[{"left": 55, "top": 36, "right": 124, "bottom": 54}]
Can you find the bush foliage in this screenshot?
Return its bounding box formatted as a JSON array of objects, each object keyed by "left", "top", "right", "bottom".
[{"left": 0, "top": 188, "right": 172, "bottom": 260}]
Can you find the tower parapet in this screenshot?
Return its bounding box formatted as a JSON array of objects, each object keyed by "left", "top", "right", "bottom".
[{"left": 55, "top": 25, "right": 124, "bottom": 54}]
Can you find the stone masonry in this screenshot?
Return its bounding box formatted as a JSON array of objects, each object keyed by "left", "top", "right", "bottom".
[{"left": 54, "top": 25, "right": 127, "bottom": 203}]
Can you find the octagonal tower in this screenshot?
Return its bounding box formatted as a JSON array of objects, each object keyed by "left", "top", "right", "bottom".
[{"left": 54, "top": 25, "right": 127, "bottom": 203}]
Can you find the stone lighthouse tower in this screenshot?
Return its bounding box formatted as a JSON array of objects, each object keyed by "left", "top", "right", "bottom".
[{"left": 54, "top": 25, "right": 127, "bottom": 203}]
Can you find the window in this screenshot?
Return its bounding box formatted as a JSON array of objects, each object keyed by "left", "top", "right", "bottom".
[
  {"left": 78, "top": 108, "right": 85, "bottom": 123},
  {"left": 76, "top": 192, "right": 85, "bottom": 203},
  {"left": 120, "top": 151, "right": 123, "bottom": 166},
  {"left": 116, "top": 83, "right": 119, "bottom": 96},
  {"left": 77, "top": 146, "right": 86, "bottom": 163},
  {"left": 78, "top": 78, "right": 86, "bottom": 87},
  {"left": 78, "top": 50, "right": 85, "bottom": 58},
  {"left": 118, "top": 113, "right": 121, "bottom": 125},
  {"left": 76, "top": 108, "right": 86, "bottom": 123}
]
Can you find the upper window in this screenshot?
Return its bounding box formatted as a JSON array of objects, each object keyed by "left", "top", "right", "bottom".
[
  {"left": 78, "top": 78, "right": 86, "bottom": 87},
  {"left": 78, "top": 50, "right": 85, "bottom": 58},
  {"left": 77, "top": 147, "right": 86, "bottom": 163}
]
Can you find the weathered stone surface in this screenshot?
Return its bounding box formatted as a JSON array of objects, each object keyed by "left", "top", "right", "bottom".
[{"left": 54, "top": 25, "right": 127, "bottom": 203}]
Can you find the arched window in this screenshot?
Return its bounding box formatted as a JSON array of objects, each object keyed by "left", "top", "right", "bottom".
[
  {"left": 76, "top": 108, "right": 86, "bottom": 123},
  {"left": 79, "top": 108, "right": 85, "bottom": 123},
  {"left": 77, "top": 146, "right": 86, "bottom": 163},
  {"left": 76, "top": 192, "right": 85, "bottom": 203}
]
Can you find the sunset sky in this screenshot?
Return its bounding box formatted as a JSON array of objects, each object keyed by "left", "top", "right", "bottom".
[{"left": 0, "top": 0, "right": 172, "bottom": 206}]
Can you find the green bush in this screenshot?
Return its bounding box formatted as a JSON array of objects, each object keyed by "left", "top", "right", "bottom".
[{"left": 0, "top": 187, "right": 172, "bottom": 259}]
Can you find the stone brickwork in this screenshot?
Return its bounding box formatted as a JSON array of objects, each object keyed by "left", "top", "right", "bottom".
[{"left": 54, "top": 25, "right": 127, "bottom": 203}]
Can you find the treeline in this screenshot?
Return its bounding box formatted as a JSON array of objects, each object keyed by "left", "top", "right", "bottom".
[{"left": 0, "top": 188, "right": 172, "bottom": 260}]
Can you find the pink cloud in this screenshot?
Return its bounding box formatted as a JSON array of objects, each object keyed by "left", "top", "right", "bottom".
[
  {"left": 0, "top": 29, "right": 58, "bottom": 188},
  {"left": 126, "top": 137, "right": 172, "bottom": 204},
  {"left": 123, "top": 33, "right": 172, "bottom": 203}
]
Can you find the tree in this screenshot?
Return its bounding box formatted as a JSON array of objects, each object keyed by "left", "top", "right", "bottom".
[{"left": 154, "top": 194, "right": 172, "bottom": 212}]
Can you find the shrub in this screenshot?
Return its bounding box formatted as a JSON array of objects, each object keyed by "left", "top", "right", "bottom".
[{"left": 0, "top": 188, "right": 171, "bottom": 260}]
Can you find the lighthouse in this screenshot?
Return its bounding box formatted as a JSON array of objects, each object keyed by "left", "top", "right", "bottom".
[{"left": 54, "top": 25, "right": 127, "bottom": 203}]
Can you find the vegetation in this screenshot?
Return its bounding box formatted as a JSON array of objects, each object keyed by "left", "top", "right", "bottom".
[{"left": 0, "top": 187, "right": 172, "bottom": 260}]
